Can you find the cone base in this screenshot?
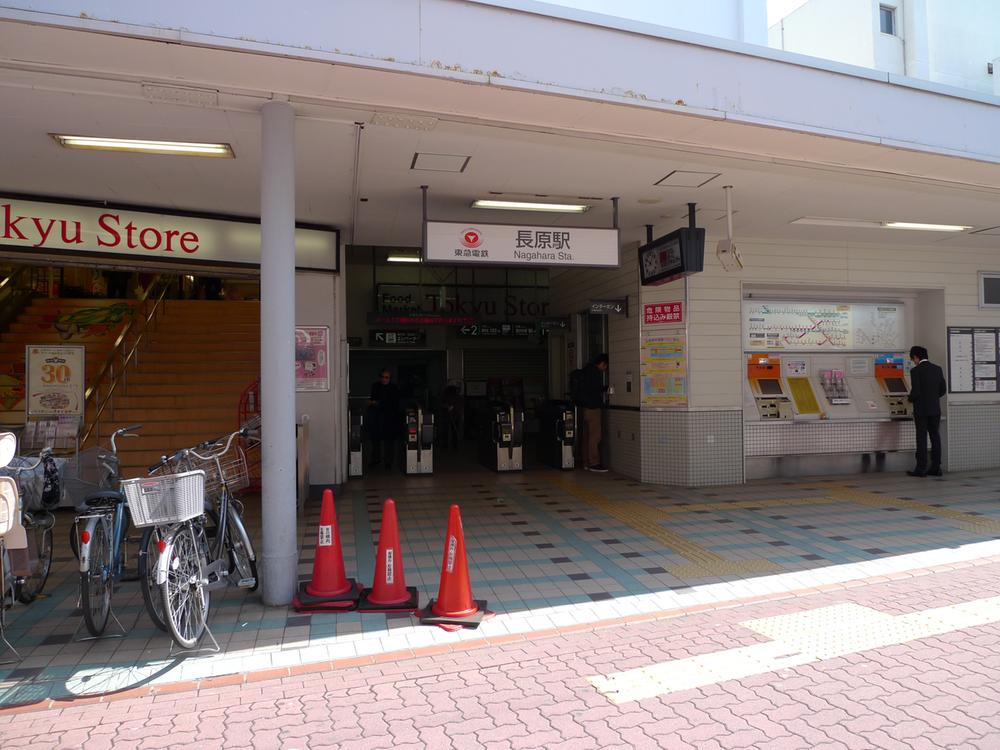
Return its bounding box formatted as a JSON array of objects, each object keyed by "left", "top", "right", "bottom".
[
  {"left": 293, "top": 579, "right": 362, "bottom": 611},
  {"left": 358, "top": 586, "right": 420, "bottom": 613},
  {"left": 419, "top": 599, "right": 491, "bottom": 630},
  {"left": 292, "top": 600, "right": 359, "bottom": 613}
]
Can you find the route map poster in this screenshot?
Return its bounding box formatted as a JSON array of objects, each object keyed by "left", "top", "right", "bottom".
[
  {"left": 641, "top": 331, "right": 687, "bottom": 407},
  {"left": 742, "top": 301, "right": 904, "bottom": 352}
]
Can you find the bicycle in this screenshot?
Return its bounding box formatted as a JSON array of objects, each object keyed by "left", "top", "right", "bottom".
[
  {"left": 133, "top": 426, "right": 258, "bottom": 649},
  {"left": 73, "top": 424, "right": 157, "bottom": 637},
  {"left": 1, "top": 445, "right": 59, "bottom": 604}
]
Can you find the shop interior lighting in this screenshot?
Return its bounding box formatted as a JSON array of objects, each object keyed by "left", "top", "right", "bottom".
[
  {"left": 792, "top": 216, "right": 970, "bottom": 232},
  {"left": 471, "top": 199, "right": 589, "bottom": 213},
  {"left": 882, "top": 221, "right": 971, "bottom": 232},
  {"left": 387, "top": 255, "right": 422, "bottom": 263},
  {"left": 51, "top": 134, "right": 234, "bottom": 158}
]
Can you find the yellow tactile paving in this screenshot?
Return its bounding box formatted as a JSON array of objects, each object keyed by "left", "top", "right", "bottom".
[{"left": 546, "top": 476, "right": 780, "bottom": 577}]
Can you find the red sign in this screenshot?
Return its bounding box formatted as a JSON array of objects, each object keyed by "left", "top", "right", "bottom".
[{"left": 644, "top": 301, "right": 683, "bottom": 325}]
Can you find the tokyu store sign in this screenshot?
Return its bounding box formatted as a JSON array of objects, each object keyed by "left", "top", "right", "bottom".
[
  {"left": 424, "top": 221, "right": 619, "bottom": 268},
  {"left": 0, "top": 197, "right": 338, "bottom": 271}
]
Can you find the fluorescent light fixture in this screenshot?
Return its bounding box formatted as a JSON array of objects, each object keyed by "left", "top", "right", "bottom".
[
  {"left": 882, "top": 221, "right": 971, "bottom": 232},
  {"left": 791, "top": 217, "right": 883, "bottom": 229},
  {"left": 387, "top": 255, "right": 422, "bottom": 263},
  {"left": 51, "top": 134, "right": 234, "bottom": 158},
  {"left": 472, "top": 199, "right": 589, "bottom": 213},
  {"left": 792, "top": 216, "right": 970, "bottom": 232}
]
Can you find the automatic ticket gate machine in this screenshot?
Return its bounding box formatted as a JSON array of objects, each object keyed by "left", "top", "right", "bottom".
[
  {"left": 404, "top": 406, "right": 434, "bottom": 474},
  {"left": 348, "top": 411, "right": 365, "bottom": 478},
  {"left": 875, "top": 358, "right": 911, "bottom": 418},
  {"left": 538, "top": 400, "right": 574, "bottom": 470},
  {"left": 745, "top": 355, "right": 793, "bottom": 421},
  {"left": 481, "top": 403, "right": 525, "bottom": 472}
]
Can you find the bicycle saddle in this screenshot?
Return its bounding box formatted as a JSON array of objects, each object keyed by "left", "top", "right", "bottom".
[{"left": 83, "top": 490, "right": 125, "bottom": 507}]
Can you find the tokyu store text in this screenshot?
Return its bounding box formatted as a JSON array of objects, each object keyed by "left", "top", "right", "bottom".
[{"left": 742, "top": 299, "right": 918, "bottom": 478}]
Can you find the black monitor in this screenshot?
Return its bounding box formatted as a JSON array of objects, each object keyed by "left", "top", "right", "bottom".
[
  {"left": 638, "top": 227, "right": 706, "bottom": 286},
  {"left": 884, "top": 377, "right": 907, "bottom": 394},
  {"left": 757, "top": 378, "right": 783, "bottom": 396}
]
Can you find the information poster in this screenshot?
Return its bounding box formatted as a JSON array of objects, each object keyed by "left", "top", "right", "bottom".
[
  {"left": 742, "top": 301, "right": 904, "bottom": 352},
  {"left": 26, "top": 345, "right": 85, "bottom": 416},
  {"left": 949, "top": 327, "right": 998, "bottom": 393},
  {"left": 641, "top": 331, "right": 687, "bottom": 407},
  {"left": 295, "top": 326, "right": 330, "bottom": 392}
]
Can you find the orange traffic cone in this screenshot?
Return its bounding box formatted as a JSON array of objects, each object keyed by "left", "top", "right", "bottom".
[
  {"left": 420, "top": 504, "right": 493, "bottom": 631},
  {"left": 292, "top": 488, "right": 361, "bottom": 612},
  {"left": 359, "top": 498, "right": 419, "bottom": 613}
]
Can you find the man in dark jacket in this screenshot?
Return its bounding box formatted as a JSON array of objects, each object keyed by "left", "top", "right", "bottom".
[
  {"left": 907, "top": 345, "right": 947, "bottom": 477},
  {"left": 368, "top": 369, "right": 401, "bottom": 470},
  {"left": 579, "top": 353, "right": 609, "bottom": 472}
]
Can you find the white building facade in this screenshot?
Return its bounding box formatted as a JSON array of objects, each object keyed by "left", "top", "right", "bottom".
[{"left": 1, "top": 0, "right": 999, "bottom": 601}]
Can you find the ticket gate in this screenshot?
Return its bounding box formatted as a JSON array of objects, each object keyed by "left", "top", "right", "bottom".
[
  {"left": 481, "top": 404, "right": 524, "bottom": 472},
  {"left": 404, "top": 407, "right": 434, "bottom": 474},
  {"left": 538, "top": 400, "right": 574, "bottom": 470},
  {"left": 348, "top": 411, "right": 365, "bottom": 478}
]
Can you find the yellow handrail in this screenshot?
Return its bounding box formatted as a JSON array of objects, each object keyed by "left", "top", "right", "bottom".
[{"left": 81, "top": 276, "right": 170, "bottom": 446}]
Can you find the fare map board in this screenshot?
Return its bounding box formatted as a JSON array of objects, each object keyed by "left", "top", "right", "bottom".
[
  {"left": 948, "top": 327, "right": 999, "bottom": 393},
  {"left": 743, "top": 301, "right": 904, "bottom": 352}
]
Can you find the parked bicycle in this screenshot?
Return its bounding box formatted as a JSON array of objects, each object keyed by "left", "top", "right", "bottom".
[
  {"left": 1, "top": 444, "right": 59, "bottom": 604},
  {"left": 73, "top": 424, "right": 167, "bottom": 636},
  {"left": 133, "top": 425, "right": 258, "bottom": 649}
]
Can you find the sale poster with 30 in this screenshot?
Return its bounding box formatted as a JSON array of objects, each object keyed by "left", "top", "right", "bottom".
[
  {"left": 26, "top": 345, "right": 85, "bottom": 416},
  {"left": 295, "top": 326, "right": 330, "bottom": 392}
]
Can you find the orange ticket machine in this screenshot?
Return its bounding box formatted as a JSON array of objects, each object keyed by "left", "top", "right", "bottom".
[
  {"left": 746, "top": 355, "right": 792, "bottom": 420},
  {"left": 875, "top": 360, "right": 911, "bottom": 418}
]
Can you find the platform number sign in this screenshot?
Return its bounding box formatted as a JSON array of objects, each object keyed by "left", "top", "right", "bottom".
[{"left": 26, "top": 345, "right": 85, "bottom": 417}]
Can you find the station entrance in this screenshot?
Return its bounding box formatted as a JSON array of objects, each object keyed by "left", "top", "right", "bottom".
[{"left": 345, "top": 245, "right": 611, "bottom": 477}]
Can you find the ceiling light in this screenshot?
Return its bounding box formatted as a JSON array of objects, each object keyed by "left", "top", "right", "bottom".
[
  {"left": 471, "top": 199, "right": 589, "bottom": 213},
  {"left": 882, "top": 221, "right": 971, "bottom": 232},
  {"left": 51, "top": 134, "right": 234, "bottom": 158},
  {"left": 791, "top": 217, "right": 884, "bottom": 229},
  {"left": 387, "top": 255, "right": 422, "bottom": 263}
]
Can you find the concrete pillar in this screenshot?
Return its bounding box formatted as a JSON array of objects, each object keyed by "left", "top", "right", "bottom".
[{"left": 259, "top": 99, "right": 297, "bottom": 606}]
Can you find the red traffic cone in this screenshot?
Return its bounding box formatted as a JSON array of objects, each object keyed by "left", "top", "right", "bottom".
[
  {"left": 292, "top": 488, "right": 361, "bottom": 612},
  {"left": 420, "top": 504, "right": 493, "bottom": 631},
  {"left": 359, "top": 498, "right": 419, "bottom": 613}
]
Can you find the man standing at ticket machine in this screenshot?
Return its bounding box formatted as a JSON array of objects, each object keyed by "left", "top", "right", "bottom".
[{"left": 907, "top": 345, "right": 946, "bottom": 477}]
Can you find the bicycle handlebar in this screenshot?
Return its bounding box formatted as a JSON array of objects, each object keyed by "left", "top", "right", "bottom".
[
  {"left": 4, "top": 448, "right": 49, "bottom": 475},
  {"left": 110, "top": 424, "right": 142, "bottom": 455},
  {"left": 187, "top": 427, "right": 246, "bottom": 463}
]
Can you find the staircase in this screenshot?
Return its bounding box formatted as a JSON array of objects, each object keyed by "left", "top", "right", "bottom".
[
  {"left": 0, "top": 298, "right": 138, "bottom": 426},
  {"left": 90, "top": 300, "right": 261, "bottom": 477}
]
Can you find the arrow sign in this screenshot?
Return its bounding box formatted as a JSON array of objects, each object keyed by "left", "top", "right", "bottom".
[{"left": 590, "top": 298, "right": 629, "bottom": 317}]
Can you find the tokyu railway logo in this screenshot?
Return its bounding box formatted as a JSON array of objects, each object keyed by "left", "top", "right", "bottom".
[{"left": 460, "top": 228, "right": 483, "bottom": 249}]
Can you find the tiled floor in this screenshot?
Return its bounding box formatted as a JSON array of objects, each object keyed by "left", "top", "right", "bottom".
[{"left": 3, "top": 465, "right": 1000, "bottom": 705}]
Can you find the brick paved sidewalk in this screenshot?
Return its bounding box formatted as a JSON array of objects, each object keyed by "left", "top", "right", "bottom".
[{"left": 4, "top": 558, "right": 1000, "bottom": 749}]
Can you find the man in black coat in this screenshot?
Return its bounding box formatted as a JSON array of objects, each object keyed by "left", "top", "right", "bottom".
[
  {"left": 579, "top": 353, "right": 609, "bottom": 473},
  {"left": 368, "top": 369, "right": 401, "bottom": 470},
  {"left": 906, "top": 345, "right": 947, "bottom": 477}
]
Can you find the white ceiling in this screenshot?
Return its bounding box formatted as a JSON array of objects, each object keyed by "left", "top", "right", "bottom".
[{"left": 1, "top": 21, "right": 1000, "bottom": 254}]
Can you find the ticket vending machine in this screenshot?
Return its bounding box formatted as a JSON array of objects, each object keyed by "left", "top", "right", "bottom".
[
  {"left": 811, "top": 356, "right": 860, "bottom": 420},
  {"left": 781, "top": 359, "right": 823, "bottom": 421},
  {"left": 875, "top": 358, "right": 911, "bottom": 418},
  {"left": 538, "top": 400, "right": 574, "bottom": 470},
  {"left": 746, "top": 356, "right": 793, "bottom": 420},
  {"left": 404, "top": 407, "right": 434, "bottom": 474},
  {"left": 348, "top": 411, "right": 365, "bottom": 478},
  {"left": 481, "top": 404, "right": 524, "bottom": 472}
]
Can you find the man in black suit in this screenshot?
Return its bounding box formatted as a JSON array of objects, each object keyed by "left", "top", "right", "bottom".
[{"left": 907, "top": 345, "right": 947, "bottom": 477}]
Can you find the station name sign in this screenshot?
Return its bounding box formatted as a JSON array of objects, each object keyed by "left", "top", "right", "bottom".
[
  {"left": 0, "top": 197, "right": 339, "bottom": 271},
  {"left": 424, "top": 221, "right": 619, "bottom": 268}
]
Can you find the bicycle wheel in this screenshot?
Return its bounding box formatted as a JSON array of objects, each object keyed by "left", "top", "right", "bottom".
[
  {"left": 80, "top": 518, "right": 112, "bottom": 636},
  {"left": 138, "top": 527, "right": 168, "bottom": 631},
  {"left": 16, "top": 519, "right": 53, "bottom": 604},
  {"left": 160, "top": 523, "right": 210, "bottom": 649},
  {"left": 226, "top": 506, "right": 258, "bottom": 591}
]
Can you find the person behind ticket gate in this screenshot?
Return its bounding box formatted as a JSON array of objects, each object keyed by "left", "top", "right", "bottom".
[
  {"left": 906, "top": 345, "right": 946, "bottom": 478},
  {"left": 368, "top": 369, "right": 401, "bottom": 471},
  {"left": 580, "top": 353, "right": 610, "bottom": 473}
]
